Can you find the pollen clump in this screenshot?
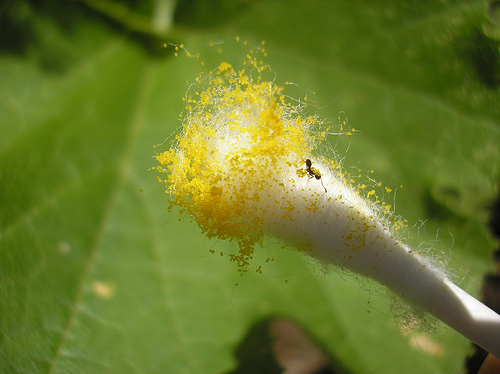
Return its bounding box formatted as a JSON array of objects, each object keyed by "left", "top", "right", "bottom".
[
  {"left": 154, "top": 42, "right": 402, "bottom": 274},
  {"left": 155, "top": 48, "right": 325, "bottom": 270}
]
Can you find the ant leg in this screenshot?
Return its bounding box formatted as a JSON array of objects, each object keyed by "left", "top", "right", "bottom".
[{"left": 320, "top": 179, "right": 327, "bottom": 193}]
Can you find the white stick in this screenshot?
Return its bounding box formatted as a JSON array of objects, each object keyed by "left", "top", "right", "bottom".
[
  {"left": 155, "top": 54, "right": 500, "bottom": 358},
  {"left": 257, "top": 165, "right": 500, "bottom": 358}
]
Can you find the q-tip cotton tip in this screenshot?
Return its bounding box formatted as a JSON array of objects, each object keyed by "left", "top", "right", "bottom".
[{"left": 154, "top": 46, "right": 500, "bottom": 357}]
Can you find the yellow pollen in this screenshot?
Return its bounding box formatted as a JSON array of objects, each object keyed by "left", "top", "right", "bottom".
[{"left": 155, "top": 52, "right": 326, "bottom": 268}]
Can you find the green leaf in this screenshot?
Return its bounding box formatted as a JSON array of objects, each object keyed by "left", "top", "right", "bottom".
[{"left": 1, "top": 1, "right": 499, "bottom": 373}]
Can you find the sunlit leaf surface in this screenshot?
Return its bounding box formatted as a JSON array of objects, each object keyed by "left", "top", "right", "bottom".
[{"left": 1, "top": 1, "right": 499, "bottom": 373}]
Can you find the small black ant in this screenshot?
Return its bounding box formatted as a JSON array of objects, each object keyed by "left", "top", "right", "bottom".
[{"left": 305, "top": 159, "right": 327, "bottom": 193}]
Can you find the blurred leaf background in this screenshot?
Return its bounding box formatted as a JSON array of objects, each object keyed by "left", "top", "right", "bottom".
[{"left": 1, "top": 0, "right": 500, "bottom": 373}]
